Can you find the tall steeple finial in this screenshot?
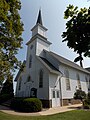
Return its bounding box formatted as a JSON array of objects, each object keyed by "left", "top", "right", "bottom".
[{"left": 36, "top": 9, "right": 43, "bottom": 25}]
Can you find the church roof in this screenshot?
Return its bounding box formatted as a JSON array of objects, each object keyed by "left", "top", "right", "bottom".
[
  {"left": 37, "top": 56, "right": 60, "bottom": 75},
  {"left": 36, "top": 9, "right": 43, "bottom": 25},
  {"left": 45, "top": 50, "right": 90, "bottom": 74},
  {"left": 86, "top": 67, "right": 90, "bottom": 72}
]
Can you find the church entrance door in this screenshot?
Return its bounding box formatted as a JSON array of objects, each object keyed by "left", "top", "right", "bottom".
[{"left": 52, "top": 90, "right": 60, "bottom": 107}]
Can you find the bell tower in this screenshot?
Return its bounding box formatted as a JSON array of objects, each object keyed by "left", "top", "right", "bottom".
[
  {"left": 31, "top": 9, "right": 48, "bottom": 38},
  {"left": 26, "top": 9, "right": 51, "bottom": 57}
]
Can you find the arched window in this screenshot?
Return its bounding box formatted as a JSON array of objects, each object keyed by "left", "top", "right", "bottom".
[
  {"left": 64, "top": 69, "right": 71, "bottom": 90},
  {"left": 18, "top": 77, "right": 22, "bottom": 90},
  {"left": 27, "top": 75, "right": 31, "bottom": 82},
  {"left": 85, "top": 76, "right": 88, "bottom": 89},
  {"left": 89, "top": 77, "right": 90, "bottom": 90},
  {"left": 39, "top": 69, "right": 43, "bottom": 88},
  {"left": 29, "top": 55, "right": 32, "bottom": 68},
  {"left": 76, "top": 73, "right": 81, "bottom": 89}
]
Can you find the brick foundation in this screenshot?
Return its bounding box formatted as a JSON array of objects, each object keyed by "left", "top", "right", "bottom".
[{"left": 62, "top": 99, "right": 81, "bottom": 106}]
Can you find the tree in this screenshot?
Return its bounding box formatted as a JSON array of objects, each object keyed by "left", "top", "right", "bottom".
[
  {"left": 62, "top": 5, "right": 90, "bottom": 67},
  {"left": 0, "top": 0, "right": 23, "bottom": 82},
  {"left": 1, "top": 74, "right": 14, "bottom": 96}
]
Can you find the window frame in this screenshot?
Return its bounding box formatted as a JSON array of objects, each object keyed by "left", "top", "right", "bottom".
[
  {"left": 64, "top": 69, "right": 71, "bottom": 90},
  {"left": 29, "top": 55, "right": 32, "bottom": 68},
  {"left": 76, "top": 73, "right": 81, "bottom": 89},
  {"left": 39, "top": 69, "right": 44, "bottom": 88},
  {"left": 18, "top": 77, "right": 22, "bottom": 90}
]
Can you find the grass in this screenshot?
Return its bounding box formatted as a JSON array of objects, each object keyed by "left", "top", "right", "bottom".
[{"left": 0, "top": 110, "right": 90, "bottom": 120}]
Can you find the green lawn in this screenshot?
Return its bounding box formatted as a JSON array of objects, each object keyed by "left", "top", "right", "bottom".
[{"left": 0, "top": 110, "right": 90, "bottom": 120}]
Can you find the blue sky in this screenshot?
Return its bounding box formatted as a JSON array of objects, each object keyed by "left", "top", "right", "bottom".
[{"left": 17, "top": 0, "right": 90, "bottom": 69}]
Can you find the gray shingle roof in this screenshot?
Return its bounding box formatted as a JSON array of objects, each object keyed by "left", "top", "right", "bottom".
[
  {"left": 86, "top": 67, "right": 90, "bottom": 72},
  {"left": 46, "top": 51, "right": 90, "bottom": 74},
  {"left": 37, "top": 57, "right": 60, "bottom": 74},
  {"left": 40, "top": 57, "right": 59, "bottom": 72}
]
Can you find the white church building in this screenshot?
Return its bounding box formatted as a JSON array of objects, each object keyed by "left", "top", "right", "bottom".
[{"left": 15, "top": 10, "right": 90, "bottom": 108}]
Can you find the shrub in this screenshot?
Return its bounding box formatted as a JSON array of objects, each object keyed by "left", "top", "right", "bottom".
[
  {"left": 10, "top": 98, "right": 42, "bottom": 112},
  {"left": 23, "top": 98, "right": 42, "bottom": 112},
  {"left": 74, "top": 89, "right": 86, "bottom": 101},
  {"left": 10, "top": 97, "right": 24, "bottom": 111},
  {"left": 87, "top": 92, "right": 90, "bottom": 100},
  {"left": 83, "top": 99, "right": 90, "bottom": 109},
  {"left": 0, "top": 94, "right": 13, "bottom": 104}
]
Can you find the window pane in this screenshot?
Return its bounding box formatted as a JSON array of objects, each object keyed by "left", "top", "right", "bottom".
[
  {"left": 57, "top": 91, "right": 59, "bottom": 98},
  {"left": 29, "top": 55, "right": 32, "bottom": 68},
  {"left": 39, "top": 70, "right": 43, "bottom": 88},
  {"left": 52, "top": 91, "right": 55, "bottom": 98},
  {"left": 77, "top": 74, "right": 81, "bottom": 89},
  {"left": 64, "top": 70, "right": 71, "bottom": 90},
  {"left": 27, "top": 76, "right": 31, "bottom": 82}
]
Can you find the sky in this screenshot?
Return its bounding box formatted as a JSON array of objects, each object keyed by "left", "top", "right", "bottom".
[{"left": 17, "top": 0, "right": 90, "bottom": 72}]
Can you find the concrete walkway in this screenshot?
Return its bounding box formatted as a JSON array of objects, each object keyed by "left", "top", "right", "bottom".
[{"left": 0, "top": 104, "right": 82, "bottom": 116}]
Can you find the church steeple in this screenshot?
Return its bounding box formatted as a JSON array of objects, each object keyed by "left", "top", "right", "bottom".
[
  {"left": 31, "top": 9, "right": 48, "bottom": 38},
  {"left": 36, "top": 9, "right": 43, "bottom": 25}
]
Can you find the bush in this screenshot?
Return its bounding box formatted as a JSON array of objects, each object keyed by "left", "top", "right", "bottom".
[
  {"left": 10, "top": 98, "right": 42, "bottom": 112},
  {"left": 0, "top": 94, "right": 13, "bottom": 104},
  {"left": 83, "top": 99, "right": 90, "bottom": 109},
  {"left": 74, "top": 89, "right": 86, "bottom": 101},
  {"left": 10, "top": 97, "right": 24, "bottom": 111},
  {"left": 87, "top": 92, "right": 90, "bottom": 100}
]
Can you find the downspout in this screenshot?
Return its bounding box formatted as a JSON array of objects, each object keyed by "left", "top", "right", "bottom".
[{"left": 59, "top": 75, "right": 63, "bottom": 107}]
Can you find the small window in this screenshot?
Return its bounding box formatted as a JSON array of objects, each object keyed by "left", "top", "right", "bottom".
[
  {"left": 89, "top": 78, "right": 90, "bottom": 90},
  {"left": 27, "top": 76, "right": 31, "bottom": 82},
  {"left": 64, "top": 70, "right": 71, "bottom": 90},
  {"left": 52, "top": 91, "right": 55, "bottom": 98},
  {"left": 85, "top": 76, "right": 88, "bottom": 88},
  {"left": 39, "top": 69, "right": 43, "bottom": 88},
  {"left": 30, "top": 45, "right": 33, "bottom": 50},
  {"left": 57, "top": 91, "right": 59, "bottom": 98},
  {"left": 77, "top": 74, "right": 81, "bottom": 89},
  {"left": 29, "top": 55, "right": 32, "bottom": 68}
]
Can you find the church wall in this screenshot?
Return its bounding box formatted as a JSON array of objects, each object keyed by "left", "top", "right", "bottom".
[
  {"left": 15, "top": 69, "right": 27, "bottom": 97},
  {"left": 36, "top": 38, "right": 50, "bottom": 57},
  {"left": 36, "top": 58, "right": 49, "bottom": 100},
  {"left": 59, "top": 64, "right": 89, "bottom": 100},
  {"left": 49, "top": 73, "right": 60, "bottom": 99},
  {"left": 26, "top": 40, "right": 36, "bottom": 71}
]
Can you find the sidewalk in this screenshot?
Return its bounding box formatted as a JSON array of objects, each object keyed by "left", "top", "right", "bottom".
[{"left": 0, "top": 104, "right": 82, "bottom": 116}]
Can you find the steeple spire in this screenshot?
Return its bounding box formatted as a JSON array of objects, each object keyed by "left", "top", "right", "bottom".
[{"left": 36, "top": 9, "right": 43, "bottom": 25}]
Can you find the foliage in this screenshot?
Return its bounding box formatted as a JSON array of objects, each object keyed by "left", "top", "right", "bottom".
[
  {"left": 83, "top": 92, "right": 90, "bottom": 109},
  {"left": 11, "top": 98, "right": 42, "bottom": 112},
  {"left": 74, "top": 89, "right": 86, "bottom": 101},
  {"left": 0, "top": 94, "right": 13, "bottom": 104},
  {"left": 0, "top": 0, "right": 23, "bottom": 82},
  {"left": 83, "top": 99, "right": 90, "bottom": 109},
  {"left": 0, "top": 75, "right": 14, "bottom": 95},
  {"left": 87, "top": 92, "right": 90, "bottom": 100},
  {"left": 62, "top": 5, "right": 90, "bottom": 67},
  {"left": 10, "top": 97, "right": 24, "bottom": 111}
]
